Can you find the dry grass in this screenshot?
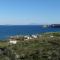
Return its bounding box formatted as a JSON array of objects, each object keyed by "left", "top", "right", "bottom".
[{"left": 0, "top": 41, "right": 8, "bottom": 47}]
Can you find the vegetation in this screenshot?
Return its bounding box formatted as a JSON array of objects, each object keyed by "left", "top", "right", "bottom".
[
  {"left": 0, "top": 32, "right": 60, "bottom": 60},
  {"left": 0, "top": 41, "right": 8, "bottom": 47}
]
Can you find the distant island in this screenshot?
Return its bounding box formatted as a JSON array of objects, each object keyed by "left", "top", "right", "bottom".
[
  {"left": 43, "top": 24, "right": 60, "bottom": 28},
  {"left": 50, "top": 24, "right": 60, "bottom": 28}
]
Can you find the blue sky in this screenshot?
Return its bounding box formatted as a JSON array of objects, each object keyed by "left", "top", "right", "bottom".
[{"left": 0, "top": 0, "right": 60, "bottom": 25}]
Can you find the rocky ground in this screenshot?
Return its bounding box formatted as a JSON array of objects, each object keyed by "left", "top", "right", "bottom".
[{"left": 0, "top": 32, "right": 60, "bottom": 60}]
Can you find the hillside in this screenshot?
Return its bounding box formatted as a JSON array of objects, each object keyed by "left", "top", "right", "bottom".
[{"left": 0, "top": 32, "right": 60, "bottom": 60}]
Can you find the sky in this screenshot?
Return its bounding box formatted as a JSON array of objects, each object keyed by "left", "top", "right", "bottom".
[{"left": 0, "top": 0, "right": 60, "bottom": 25}]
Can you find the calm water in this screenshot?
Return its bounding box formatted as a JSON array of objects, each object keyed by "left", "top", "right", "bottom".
[{"left": 0, "top": 25, "right": 60, "bottom": 39}]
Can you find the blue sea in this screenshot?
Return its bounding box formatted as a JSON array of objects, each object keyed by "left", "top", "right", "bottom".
[{"left": 0, "top": 25, "right": 60, "bottom": 40}]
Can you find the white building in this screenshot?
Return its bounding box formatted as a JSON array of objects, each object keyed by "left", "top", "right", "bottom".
[
  {"left": 24, "top": 35, "right": 32, "bottom": 40},
  {"left": 32, "top": 35, "right": 37, "bottom": 38},
  {"left": 9, "top": 39, "right": 17, "bottom": 44}
]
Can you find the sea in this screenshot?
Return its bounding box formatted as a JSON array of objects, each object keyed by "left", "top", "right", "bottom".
[{"left": 0, "top": 25, "right": 60, "bottom": 40}]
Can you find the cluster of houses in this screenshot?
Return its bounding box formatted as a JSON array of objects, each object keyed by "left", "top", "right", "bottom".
[
  {"left": 9, "top": 35, "right": 38, "bottom": 45},
  {"left": 8, "top": 34, "right": 54, "bottom": 45}
]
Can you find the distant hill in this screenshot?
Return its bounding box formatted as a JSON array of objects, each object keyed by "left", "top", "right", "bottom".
[
  {"left": 50, "top": 24, "right": 60, "bottom": 28},
  {"left": 28, "top": 23, "right": 40, "bottom": 25}
]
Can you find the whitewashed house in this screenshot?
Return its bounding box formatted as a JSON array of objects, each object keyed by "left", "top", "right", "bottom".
[
  {"left": 24, "top": 35, "right": 32, "bottom": 40},
  {"left": 9, "top": 39, "right": 17, "bottom": 44},
  {"left": 32, "top": 35, "right": 37, "bottom": 38}
]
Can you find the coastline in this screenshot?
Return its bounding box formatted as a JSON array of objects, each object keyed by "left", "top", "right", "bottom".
[
  {"left": 0, "top": 32, "right": 60, "bottom": 46},
  {"left": 0, "top": 25, "right": 60, "bottom": 40}
]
